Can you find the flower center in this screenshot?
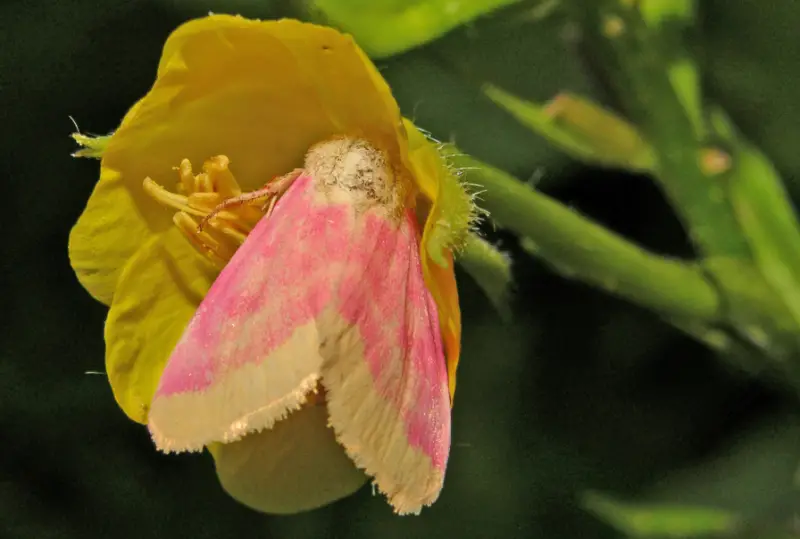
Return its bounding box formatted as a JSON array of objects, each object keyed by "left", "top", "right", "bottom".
[{"left": 143, "top": 156, "right": 275, "bottom": 269}]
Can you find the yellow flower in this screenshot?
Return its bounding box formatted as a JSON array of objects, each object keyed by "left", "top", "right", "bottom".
[{"left": 69, "top": 14, "right": 474, "bottom": 513}]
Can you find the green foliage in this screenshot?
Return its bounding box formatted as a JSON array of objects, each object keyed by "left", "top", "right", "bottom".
[
  {"left": 305, "top": 0, "right": 525, "bottom": 57},
  {"left": 581, "top": 491, "right": 740, "bottom": 538},
  {"left": 484, "top": 85, "right": 656, "bottom": 172}
]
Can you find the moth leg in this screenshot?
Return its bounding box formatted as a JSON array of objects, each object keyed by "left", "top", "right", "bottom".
[
  {"left": 198, "top": 168, "right": 303, "bottom": 231},
  {"left": 263, "top": 196, "right": 279, "bottom": 220},
  {"left": 258, "top": 168, "right": 303, "bottom": 213}
]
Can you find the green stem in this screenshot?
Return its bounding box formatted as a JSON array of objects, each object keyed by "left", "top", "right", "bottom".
[
  {"left": 453, "top": 154, "right": 721, "bottom": 321},
  {"left": 458, "top": 233, "right": 513, "bottom": 320},
  {"left": 566, "top": 0, "right": 752, "bottom": 259},
  {"left": 710, "top": 109, "right": 800, "bottom": 334}
]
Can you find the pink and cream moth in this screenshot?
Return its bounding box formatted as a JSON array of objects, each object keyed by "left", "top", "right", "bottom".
[{"left": 147, "top": 137, "right": 454, "bottom": 515}]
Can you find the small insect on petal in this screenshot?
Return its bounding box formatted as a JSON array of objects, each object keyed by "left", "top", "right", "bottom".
[{"left": 147, "top": 137, "right": 452, "bottom": 515}]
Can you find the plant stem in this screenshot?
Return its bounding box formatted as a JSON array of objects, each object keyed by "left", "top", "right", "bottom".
[
  {"left": 454, "top": 154, "right": 720, "bottom": 321},
  {"left": 566, "top": 0, "right": 753, "bottom": 259}
]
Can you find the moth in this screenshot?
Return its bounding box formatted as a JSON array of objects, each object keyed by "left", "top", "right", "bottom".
[{"left": 147, "top": 137, "right": 452, "bottom": 515}]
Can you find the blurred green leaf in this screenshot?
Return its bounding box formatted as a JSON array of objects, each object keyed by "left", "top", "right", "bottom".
[
  {"left": 644, "top": 413, "right": 800, "bottom": 538},
  {"left": 666, "top": 58, "right": 703, "bottom": 137},
  {"left": 640, "top": 0, "right": 695, "bottom": 28},
  {"left": 306, "top": 0, "right": 524, "bottom": 57},
  {"left": 484, "top": 85, "right": 655, "bottom": 172},
  {"left": 156, "top": 0, "right": 289, "bottom": 19},
  {"left": 458, "top": 233, "right": 513, "bottom": 320},
  {"left": 582, "top": 490, "right": 740, "bottom": 538}
]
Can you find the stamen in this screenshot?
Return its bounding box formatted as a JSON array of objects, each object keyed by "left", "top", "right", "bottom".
[
  {"left": 177, "top": 159, "right": 195, "bottom": 195},
  {"left": 143, "top": 177, "right": 204, "bottom": 217},
  {"left": 173, "top": 212, "right": 234, "bottom": 270},
  {"left": 203, "top": 155, "right": 241, "bottom": 198},
  {"left": 142, "top": 155, "right": 294, "bottom": 268},
  {"left": 186, "top": 191, "right": 225, "bottom": 211}
]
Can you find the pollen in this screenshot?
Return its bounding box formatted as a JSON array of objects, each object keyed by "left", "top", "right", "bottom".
[{"left": 142, "top": 156, "right": 274, "bottom": 269}]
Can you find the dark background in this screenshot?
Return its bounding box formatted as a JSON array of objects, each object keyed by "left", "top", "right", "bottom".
[{"left": 3, "top": 0, "right": 800, "bottom": 537}]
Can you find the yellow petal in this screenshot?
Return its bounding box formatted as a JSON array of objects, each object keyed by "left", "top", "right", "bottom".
[
  {"left": 209, "top": 404, "right": 366, "bottom": 514},
  {"left": 102, "top": 14, "right": 407, "bottom": 232},
  {"left": 69, "top": 91, "right": 179, "bottom": 305},
  {"left": 105, "top": 228, "right": 217, "bottom": 423},
  {"left": 68, "top": 167, "right": 154, "bottom": 305},
  {"left": 427, "top": 251, "right": 462, "bottom": 402}
]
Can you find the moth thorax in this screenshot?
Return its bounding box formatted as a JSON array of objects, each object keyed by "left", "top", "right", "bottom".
[{"left": 304, "top": 138, "right": 404, "bottom": 214}]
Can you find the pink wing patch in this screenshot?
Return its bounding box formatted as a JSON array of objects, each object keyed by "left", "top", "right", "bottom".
[
  {"left": 148, "top": 173, "right": 345, "bottom": 449},
  {"left": 321, "top": 208, "right": 451, "bottom": 514},
  {"left": 147, "top": 171, "right": 451, "bottom": 515}
]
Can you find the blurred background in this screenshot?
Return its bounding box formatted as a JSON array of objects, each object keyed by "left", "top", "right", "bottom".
[{"left": 2, "top": 0, "right": 800, "bottom": 537}]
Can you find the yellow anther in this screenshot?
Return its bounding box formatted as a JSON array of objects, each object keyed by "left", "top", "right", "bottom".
[
  {"left": 173, "top": 212, "right": 235, "bottom": 270},
  {"left": 203, "top": 155, "right": 241, "bottom": 198},
  {"left": 186, "top": 192, "right": 227, "bottom": 212},
  {"left": 196, "top": 172, "right": 214, "bottom": 194},
  {"left": 143, "top": 155, "right": 278, "bottom": 268},
  {"left": 177, "top": 159, "right": 195, "bottom": 194},
  {"left": 143, "top": 177, "right": 205, "bottom": 217}
]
